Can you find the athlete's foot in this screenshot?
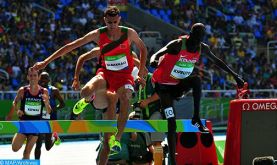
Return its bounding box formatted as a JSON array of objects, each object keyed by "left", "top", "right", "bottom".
[
  {"left": 53, "top": 132, "right": 61, "bottom": 145},
  {"left": 191, "top": 118, "right": 209, "bottom": 133},
  {"left": 73, "top": 98, "right": 89, "bottom": 115},
  {"left": 108, "top": 135, "right": 121, "bottom": 155}
]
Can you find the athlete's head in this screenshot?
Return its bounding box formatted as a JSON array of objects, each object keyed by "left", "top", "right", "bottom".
[
  {"left": 190, "top": 23, "right": 206, "bottom": 44},
  {"left": 39, "top": 71, "right": 50, "bottom": 87},
  {"left": 104, "top": 6, "right": 121, "bottom": 31},
  {"left": 27, "top": 68, "right": 39, "bottom": 85}
]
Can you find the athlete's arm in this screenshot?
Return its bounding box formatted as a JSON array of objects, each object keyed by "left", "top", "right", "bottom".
[
  {"left": 6, "top": 107, "right": 14, "bottom": 121},
  {"left": 201, "top": 43, "right": 244, "bottom": 87},
  {"left": 131, "top": 52, "right": 147, "bottom": 86},
  {"left": 13, "top": 87, "right": 24, "bottom": 117},
  {"left": 131, "top": 51, "right": 139, "bottom": 67},
  {"left": 52, "top": 87, "right": 65, "bottom": 111},
  {"left": 42, "top": 88, "right": 52, "bottom": 114},
  {"left": 32, "top": 30, "right": 100, "bottom": 71},
  {"left": 132, "top": 52, "right": 147, "bottom": 74},
  {"left": 140, "top": 93, "right": 159, "bottom": 109},
  {"left": 128, "top": 28, "right": 148, "bottom": 77},
  {"left": 149, "top": 39, "right": 182, "bottom": 68},
  {"left": 133, "top": 56, "right": 140, "bottom": 67},
  {"left": 72, "top": 47, "right": 101, "bottom": 90},
  {"left": 74, "top": 47, "right": 100, "bottom": 80}
]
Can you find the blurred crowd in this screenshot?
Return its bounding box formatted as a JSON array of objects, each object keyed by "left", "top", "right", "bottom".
[
  {"left": 0, "top": 0, "right": 277, "bottom": 92},
  {"left": 0, "top": 0, "right": 105, "bottom": 91},
  {"left": 132, "top": 0, "right": 277, "bottom": 90}
]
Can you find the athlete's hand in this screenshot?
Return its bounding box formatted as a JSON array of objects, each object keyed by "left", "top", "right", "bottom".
[
  {"left": 32, "top": 61, "right": 47, "bottom": 71},
  {"left": 235, "top": 75, "right": 244, "bottom": 88},
  {"left": 42, "top": 93, "right": 50, "bottom": 106},
  {"left": 236, "top": 82, "right": 250, "bottom": 99},
  {"left": 137, "top": 76, "right": 146, "bottom": 88},
  {"left": 16, "top": 110, "right": 24, "bottom": 117},
  {"left": 72, "top": 79, "right": 80, "bottom": 90},
  {"left": 140, "top": 99, "right": 149, "bottom": 109}
]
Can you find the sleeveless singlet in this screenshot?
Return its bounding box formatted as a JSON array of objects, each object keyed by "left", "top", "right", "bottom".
[
  {"left": 20, "top": 85, "right": 44, "bottom": 120},
  {"left": 98, "top": 26, "right": 134, "bottom": 74},
  {"left": 152, "top": 35, "right": 201, "bottom": 85}
]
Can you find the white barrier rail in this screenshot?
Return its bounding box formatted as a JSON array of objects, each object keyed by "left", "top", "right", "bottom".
[{"left": 1, "top": 89, "right": 276, "bottom": 100}]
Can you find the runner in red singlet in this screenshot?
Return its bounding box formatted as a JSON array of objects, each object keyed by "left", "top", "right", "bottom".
[
  {"left": 150, "top": 23, "right": 245, "bottom": 165},
  {"left": 32, "top": 6, "right": 147, "bottom": 165},
  {"left": 71, "top": 47, "right": 146, "bottom": 112}
]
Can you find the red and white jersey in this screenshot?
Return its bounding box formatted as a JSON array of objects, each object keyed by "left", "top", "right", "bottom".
[
  {"left": 152, "top": 35, "right": 201, "bottom": 85},
  {"left": 98, "top": 26, "right": 134, "bottom": 74}
]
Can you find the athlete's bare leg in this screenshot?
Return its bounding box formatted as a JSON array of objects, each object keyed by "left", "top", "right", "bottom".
[
  {"left": 93, "top": 87, "right": 108, "bottom": 109},
  {"left": 115, "top": 86, "right": 133, "bottom": 141},
  {"left": 23, "top": 135, "right": 38, "bottom": 159},
  {"left": 81, "top": 75, "right": 108, "bottom": 109},
  {"left": 12, "top": 133, "right": 26, "bottom": 152},
  {"left": 98, "top": 92, "right": 118, "bottom": 165},
  {"left": 12, "top": 133, "right": 38, "bottom": 159}
]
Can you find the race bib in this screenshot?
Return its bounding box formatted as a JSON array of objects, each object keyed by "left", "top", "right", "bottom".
[
  {"left": 164, "top": 107, "right": 175, "bottom": 119},
  {"left": 105, "top": 54, "right": 128, "bottom": 71},
  {"left": 24, "top": 101, "right": 41, "bottom": 116},
  {"left": 170, "top": 58, "right": 195, "bottom": 79}
]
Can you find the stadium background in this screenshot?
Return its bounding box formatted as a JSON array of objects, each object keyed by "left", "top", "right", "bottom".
[{"left": 0, "top": 0, "right": 276, "bottom": 163}]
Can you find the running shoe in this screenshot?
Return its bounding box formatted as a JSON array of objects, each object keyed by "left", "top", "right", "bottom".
[
  {"left": 191, "top": 118, "right": 209, "bottom": 133},
  {"left": 73, "top": 98, "right": 89, "bottom": 115},
  {"left": 108, "top": 135, "right": 121, "bottom": 155},
  {"left": 53, "top": 132, "right": 61, "bottom": 145}
]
